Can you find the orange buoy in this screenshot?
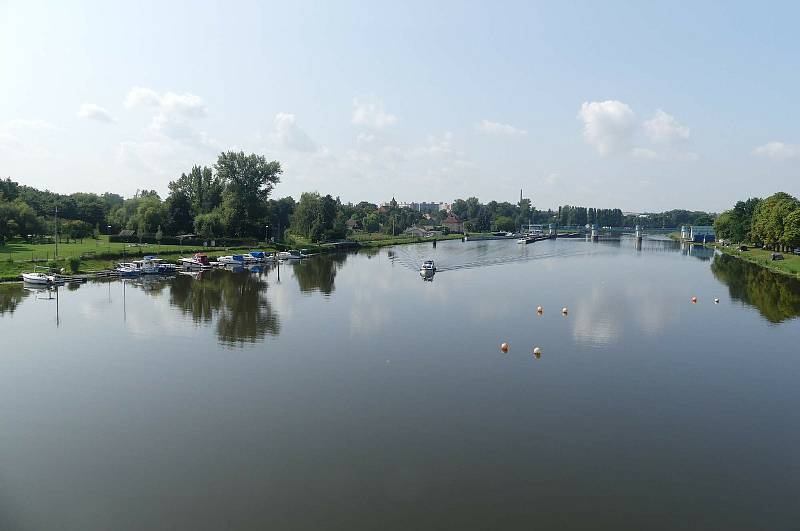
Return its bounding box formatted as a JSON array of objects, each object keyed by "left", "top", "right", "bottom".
[
  {"left": 500, "top": 342, "right": 509, "bottom": 353},
  {"left": 533, "top": 347, "right": 542, "bottom": 359},
  {"left": 691, "top": 296, "right": 697, "bottom": 303}
]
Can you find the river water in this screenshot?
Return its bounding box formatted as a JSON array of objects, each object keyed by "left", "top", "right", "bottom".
[{"left": 1, "top": 238, "right": 799, "bottom": 530}]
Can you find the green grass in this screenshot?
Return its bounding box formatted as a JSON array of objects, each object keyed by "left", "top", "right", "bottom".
[
  {"left": 0, "top": 235, "right": 249, "bottom": 262},
  {"left": 715, "top": 244, "right": 800, "bottom": 278},
  {"left": 0, "top": 235, "right": 273, "bottom": 281},
  {"left": 0, "top": 232, "right": 462, "bottom": 281}
]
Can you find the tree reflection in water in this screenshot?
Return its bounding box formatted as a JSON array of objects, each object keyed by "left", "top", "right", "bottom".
[
  {"left": 291, "top": 253, "right": 348, "bottom": 295},
  {"left": 711, "top": 254, "right": 800, "bottom": 323},
  {"left": 0, "top": 283, "right": 30, "bottom": 316},
  {"left": 168, "top": 269, "right": 280, "bottom": 345}
]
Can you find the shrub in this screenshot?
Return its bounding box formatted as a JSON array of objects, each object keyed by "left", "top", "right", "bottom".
[{"left": 68, "top": 256, "right": 81, "bottom": 273}]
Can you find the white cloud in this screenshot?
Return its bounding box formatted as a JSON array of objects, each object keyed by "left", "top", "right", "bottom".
[
  {"left": 271, "top": 112, "right": 318, "bottom": 152},
  {"left": 123, "top": 86, "right": 212, "bottom": 147},
  {"left": 356, "top": 132, "right": 375, "bottom": 144},
  {"left": 351, "top": 98, "right": 397, "bottom": 129},
  {"left": 632, "top": 147, "right": 658, "bottom": 159},
  {"left": 754, "top": 141, "right": 799, "bottom": 160},
  {"left": 124, "top": 86, "right": 161, "bottom": 108},
  {"left": 644, "top": 109, "right": 689, "bottom": 144},
  {"left": 77, "top": 103, "right": 116, "bottom": 123},
  {"left": 577, "top": 100, "right": 636, "bottom": 155},
  {"left": 475, "top": 119, "right": 527, "bottom": 136},
  {"left": 0, "top": 119, "right": 59, "bottom": 157}
]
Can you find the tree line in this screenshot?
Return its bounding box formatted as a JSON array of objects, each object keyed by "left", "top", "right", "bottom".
[
  {"left": 1, "top": 151, "right": 720, "bottom": 246},
  {"left": 715, "top": 192, "right": 800, "bottom": 251}
]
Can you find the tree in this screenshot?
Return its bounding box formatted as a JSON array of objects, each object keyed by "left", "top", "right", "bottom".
[
  {"left": 164, "top": 190, "right": 194, "bottom": 235},
  {"left": 783, "top": 208, "right": 800, "bottom": 249},
  {"left": 168, "top": 165, "right": 223, "bottom": 216},
  {"left": 751, "top": 192, "right": 799, "bottom": 250},
  {"left": 215, "top": 151, "right": 282, "bottom": 237},
  {"left": 494, "top": 216, "right": 515, "bottom": 232}
]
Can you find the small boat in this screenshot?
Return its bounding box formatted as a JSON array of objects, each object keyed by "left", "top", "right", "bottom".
[
  {"left": 115, "top": 262, "right": 140, "bottom": 277},
  {"left": 277, "top": 250, "right": 303, "bottom": 260},
  {"left": 299, "top": 249, "right": 316, "bottom": 258},
  {"left": 132, "top": 256, "right": 159, "bottom": 274},
  {"left": 149, "top": 257, "right": 177, "bottom": 274},
  {"left": 247, "top": 251, "right": 274, "bottom": 262},
  {"left": 179, "top": 253, "right": 212, "bottom": 270},
  {"left": 218, "top": 254, "right": 247, "bottom": 265},
  {"left": 420, "top": 260, "right": 436, "bottom": 272},
  {"left": 23, "top": 265, "right": 63, "bottom": 284},
  {"left": 22, "top": 270, "right": 50, "bottom": 285}
]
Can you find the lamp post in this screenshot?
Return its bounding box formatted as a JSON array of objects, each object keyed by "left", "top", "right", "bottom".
[
  {"left": 107, "top": 225, "right": 112, "bottom": 252},
  {"left": 265, "top": 225, "right": 269, "bottom": 246}
]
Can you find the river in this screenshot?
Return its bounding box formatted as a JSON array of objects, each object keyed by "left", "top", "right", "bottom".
[{"left": 1, "top": 237, "right": 799, "bottom": 530}]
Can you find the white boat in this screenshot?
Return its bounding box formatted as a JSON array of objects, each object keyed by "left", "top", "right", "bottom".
[
  {"left": 116, "top": 262, "right": 140, "bottom": 277},
  {"left": 420, "top": 260, "right": 436, "bottom": 272},
  {"left": 218, "top": 254, "right": 247, "bottom": 265},
  {"left": 277, "top": 250, "right": 302, "bottom": 260},
  {"left": 22, "top": 271, "right": 50, "bottom": 285},
  {"left": 246, "top": 251, "right": 273, "bottom": 262},
  {"left": 132, "top": 257, "right": 159, "bottom": 274},
  {"left": 23, "top": 265, "right": 64, "bottom": 284},
  {"left": 179, "top": 253, "right": 212, "bottom": 270}
]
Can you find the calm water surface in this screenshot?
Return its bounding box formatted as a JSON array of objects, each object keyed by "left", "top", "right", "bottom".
[{"left": 1, "top": 238, "right": 799, "bottom": 530}]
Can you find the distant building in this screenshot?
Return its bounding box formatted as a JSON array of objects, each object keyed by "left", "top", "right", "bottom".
[
  {"left": 442, "top": 214, "right": 463, "bottom": 233},
  {"left": 690, "top": 225, "right": 715, "bottom": 243},
  {"left": 345, "top": 219, "right": 361, "bottom": 231}
]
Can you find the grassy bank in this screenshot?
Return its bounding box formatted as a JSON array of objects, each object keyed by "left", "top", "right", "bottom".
[
  {"left": 714, "top": 244, "right": 800, "bottom": 278},
  {"left": 0, "top": 232, "right": 464, "bottom": 281}
]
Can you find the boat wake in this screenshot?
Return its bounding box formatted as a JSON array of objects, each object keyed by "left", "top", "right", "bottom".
[{"left": 389, "top": 241, "right": 600, "bottom": 273}]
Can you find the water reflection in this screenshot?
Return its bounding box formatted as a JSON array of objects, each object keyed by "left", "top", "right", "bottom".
[
  {"left": 291, "top": 253, "right": 347, "bottom": 295},
  {"left": 0, "top": 283, "right": 30, "bottom": 315},
  {"left": 168, "top": 269, "right": 280, "bottom": 345},
  {"left": 711, "top": 254, "right": 800, "bottom": 323}
]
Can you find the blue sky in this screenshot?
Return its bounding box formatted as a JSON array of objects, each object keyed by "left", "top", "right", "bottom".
[{"left": 1, "top": 0, "right": 798, "bottom": 211}]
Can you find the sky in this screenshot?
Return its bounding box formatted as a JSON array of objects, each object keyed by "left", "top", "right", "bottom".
[{"left": 1, "top": 0, "right": 798, "bottom": 212}]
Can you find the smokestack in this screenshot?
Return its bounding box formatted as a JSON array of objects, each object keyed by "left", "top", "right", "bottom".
[{"left": 520, "top": 189, "right": 523, "bottom": 203}]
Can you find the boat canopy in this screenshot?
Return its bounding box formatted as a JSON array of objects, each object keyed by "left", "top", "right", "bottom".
[
  {"left": 143, "top": 255, "right": 157, "bottom": 260},
  {"left": 249, "top": 251, "right": 266, "bottom": 259}
]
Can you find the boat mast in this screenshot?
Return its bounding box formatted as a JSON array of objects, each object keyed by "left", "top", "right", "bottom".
[{"left": 54, "top": 206, "right": 59, "bottom": 259}]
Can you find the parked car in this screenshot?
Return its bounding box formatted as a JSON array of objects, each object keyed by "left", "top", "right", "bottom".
[{"left": 771, "top": 253, "right": 784, "bottom": 261}]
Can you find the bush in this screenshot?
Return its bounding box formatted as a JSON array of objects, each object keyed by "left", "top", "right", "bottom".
[{"left": 68, "top": 256, "right": 81, "bottom": 273}]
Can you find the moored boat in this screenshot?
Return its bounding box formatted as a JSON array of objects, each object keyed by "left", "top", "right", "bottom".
[
  {"left": 115, "top": 262, "right": 140, "bottom": 277},
  {"left": 179, "top": 253, "right": 212, "bottom": 270}
]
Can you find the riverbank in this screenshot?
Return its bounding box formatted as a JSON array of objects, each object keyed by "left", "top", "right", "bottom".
[
  {"left": 713, "top": 244, "right": 800, "bottom": 278},
  {"left": 0, "top": 233, "right": 466, "bottom": 282}
]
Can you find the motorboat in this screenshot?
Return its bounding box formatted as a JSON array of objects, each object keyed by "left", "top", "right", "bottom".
[
  {"left": 179, "top": 253, "right": 212, "bottom": 270},
  {"left": 22, "top": 270, "right": 50, "bottom": 285},
  {"left": 247, "top": 251, "right": 274, "bottom": 262},
  {"left": 419, "top": 260, "right": 436, "bottom": 281},
  {"left": 299, "top": 249, "right": 316, "bottom": 258},
  {"left": 132, "top": 256, "right": 160, "bottom": 274},
  {"left": 116, "top": 262, "right": 140, "bottom": 277},
  {"left": 277, "top": 250, "right": 302, "bottom": 260},
  {"left": 218, "top": 254, "right": 247, "bottom": 265},
  {"left": 149, "top": 257, "right": 177, "bottom": 274}
]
